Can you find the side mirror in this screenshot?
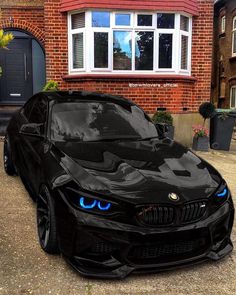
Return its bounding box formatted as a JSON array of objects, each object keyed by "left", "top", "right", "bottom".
[
  {"left": 155, "top": 123, "right": 169, "bottom": 138},
  {"left": 19, "top": 123, "right": 44, "bottom": 138}
]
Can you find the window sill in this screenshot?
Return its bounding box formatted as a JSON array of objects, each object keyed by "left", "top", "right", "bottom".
[
  {"left": 63, "top": 73, "right": 197, "bottom": 83},
  {"left": 229, "top": 55, "right": 236, "bottom": 62}
]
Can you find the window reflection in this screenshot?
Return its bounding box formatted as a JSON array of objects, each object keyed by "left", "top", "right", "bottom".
[
  {"left": 92, "top": 12, "right": 110, "bottom": 27},
  {"left": 51, "top": 102, "right": 158, "bottom": 142},
  {"left": 135, "top": 31, "right": 154, "bottom": 70},
  {"left": 113, "top": 31, "right": 132, "bottom": 70},
  {"left": 157, "top": 13, "right": 175, "bottom": 29},
  {"left": 115, "top": 14, "right": 130, "bottom": 26},
  {"left": 94, "top": 32, "right": 108, "bottom": 68},
  {"left": 159, "top": 34, "right": 173, "bottom": 68},
  {"left": 137, "top": 15, "right": 152, "bottom": 26}
]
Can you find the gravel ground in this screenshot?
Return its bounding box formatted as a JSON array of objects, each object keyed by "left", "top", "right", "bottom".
[{"left": 0, "top": 143, "right": 236, "bottom": 295}]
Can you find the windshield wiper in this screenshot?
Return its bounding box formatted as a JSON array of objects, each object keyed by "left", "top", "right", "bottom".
[
  {"left": 136, "top": 136, "right": 159, "bottom": 141},
  {"left": 85, "top": 135, "right": 142, "bottom": 142}
]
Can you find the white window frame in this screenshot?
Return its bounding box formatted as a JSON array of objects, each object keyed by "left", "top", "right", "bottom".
[
  {"left": 232, "top": 16, "right": 236, "bottom": 57},
  {"left": 230, "top": 85, "right": 236, "bottom": 109},
  {"left": 68, "top": 12, "right": 86, "bottom": 72},
  {"left": 221, "top": 15, "right": 226, "bottom": 33},
  {"left": 68, "top": 11, "right": 192, "bottom": 75},
  {"left": 179, "top": 13, "right": 192, "bottom": 73}
]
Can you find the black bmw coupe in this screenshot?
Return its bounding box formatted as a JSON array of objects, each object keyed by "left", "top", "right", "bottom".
[{"left": 4, "top": 91, "right": 234, "bottom": 278}]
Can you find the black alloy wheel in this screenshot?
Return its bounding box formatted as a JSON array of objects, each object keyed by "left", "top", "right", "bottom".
[{"left": 37, "top": 186, "right": 59, "bottom": 254}]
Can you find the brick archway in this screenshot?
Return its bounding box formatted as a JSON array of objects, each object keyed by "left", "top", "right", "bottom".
[{"left": 0, "top": 19, "right": 45, "bottom": 46}]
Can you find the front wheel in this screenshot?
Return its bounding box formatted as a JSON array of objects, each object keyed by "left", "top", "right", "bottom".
[
  {"left": 3, "top": 137, "right": 17, "bottom": 176},
  {"left": 37, "top": 185, "right": 59, "bottom": 254}
]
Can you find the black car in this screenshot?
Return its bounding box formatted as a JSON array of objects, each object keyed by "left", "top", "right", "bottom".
[{"left": 4, "top": 91, "right": 234, "bottom": 279}]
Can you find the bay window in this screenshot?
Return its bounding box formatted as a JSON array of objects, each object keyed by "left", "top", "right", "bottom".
[
  {"left": 68, "top": 11, "right": 192, "bottom": 74},
  {"left": 230, "top": 86, "right": 236, "bottom": 109}
]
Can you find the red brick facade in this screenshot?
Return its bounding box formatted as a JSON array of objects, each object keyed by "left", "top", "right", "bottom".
[
  {"left": 0, "top": 0, "right": 214, "bottom": 115},
  {"left": 0, "top": 4, "right": 45, "bottom": 46}
]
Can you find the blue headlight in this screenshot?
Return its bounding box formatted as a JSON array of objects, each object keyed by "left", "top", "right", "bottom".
[
  {"left": 79, "top": 197, "right": 97, "bottom": 209},
  {"left": 79, "top": 197, "right": 111, "bottom": 211},
  {"left": 98, "top": 201, "right": 111, "bottom": 211},
  {"left": 216, "top": 188, "right": 228, "bottom": 198}
]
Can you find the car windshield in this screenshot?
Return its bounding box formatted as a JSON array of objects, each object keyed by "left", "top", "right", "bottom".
[{"left": 50, "top": 101, "right": 158, "bottom": 142}]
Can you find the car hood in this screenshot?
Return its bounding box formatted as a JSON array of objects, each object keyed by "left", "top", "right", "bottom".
[{"left": 52, "top": 138, "right": 221, "bottom": 204}]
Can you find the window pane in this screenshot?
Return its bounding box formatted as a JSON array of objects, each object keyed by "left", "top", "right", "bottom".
[
  {"left": 157, "top": 13, "right": 175, "bottom": 29},
  {"left": 115, "top": 14, "right": 130, "bottom": 26},
  {"left": 137, "top": 15, "right": 152, "bottom": 26},
  {"left": 71, "top": 13, "right": 85, "bottom": 29},
  {"left": 233, "top": 31, "right": 236, "bottom": 54},
  {"left": 234, "top": 18, "right": 236, "bottom": 30},
  {"left": 159, "top": 34, "right": 172, "bottom": 68},
  {"left": 94, "top": 32, "right": 108, "bottom": 68},
  {"left": 221, "top": 16, "right": 226, "bottom": 33},
  {"left": 231, "top": 87, "right": 236, "bottom": 108},
  {"left": 135, "top": 31, "right": 153, "bottom": 70},
  {"left": 113, "top": 31, "right": 132, "bottom": 70},
  {"left": 180, "top": 15, "right": 189, "bottom": 32},
  {"left": 92, "top": 12, "right": 110, "bottom": 27},
  {"left": 181, "top": 35, "right": 188, "bottom": 70},
  {"left": 73, "top": 33, "right": 83, "bottom": 69}
]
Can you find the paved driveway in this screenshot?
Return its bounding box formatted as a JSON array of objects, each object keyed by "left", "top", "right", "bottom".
[{"left": 0, "top": 143, "right": 235, "bottom": 295}]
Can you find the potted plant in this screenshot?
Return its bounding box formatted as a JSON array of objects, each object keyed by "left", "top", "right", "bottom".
[
  {"left": 43, "top": 80, "right": 59, "bottom": 91},
  {"left": 192, "top": 125, "right": 209, "bottom": 151},
  {"left": 152, "top": 110, "right": 174, "bottom": 139}
]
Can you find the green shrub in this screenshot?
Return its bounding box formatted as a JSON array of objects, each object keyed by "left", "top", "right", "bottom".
[
  {"left": 152, "top": 111, "right": 173, "bottom": 126},
  {"left": 43, "top": 80, "right": 59, "bottom": 92}
]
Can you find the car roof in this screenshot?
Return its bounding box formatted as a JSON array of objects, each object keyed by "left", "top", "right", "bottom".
[{"left": 42, "top": 91, "right": 135, "bottom": 107}]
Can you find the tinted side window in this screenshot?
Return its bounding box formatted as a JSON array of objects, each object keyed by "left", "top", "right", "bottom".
[{"left": 28, "top": 96, "right": 48, "bottom": 124}]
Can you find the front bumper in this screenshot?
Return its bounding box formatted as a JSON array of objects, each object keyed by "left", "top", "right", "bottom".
[{"left": 56, "top": 198, "right": 234, "bottom": 279}]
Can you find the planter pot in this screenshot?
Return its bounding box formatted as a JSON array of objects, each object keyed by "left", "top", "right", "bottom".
[
  {"left": 192, "top": 136, "right": 209, "bottom": 151},
  {"left": 210, "top": 112, "right": 236, "bottom": 151}
]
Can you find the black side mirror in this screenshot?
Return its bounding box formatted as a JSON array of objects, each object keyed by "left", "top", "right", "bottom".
[
  {"left": 155, "top": 123, "right": 169, "bottom": 138},
  {"left": 19, "top": 123, "right": 44, "bottom": 138}
]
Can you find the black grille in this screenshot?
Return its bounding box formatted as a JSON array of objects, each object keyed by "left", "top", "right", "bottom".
[
  {"left": 180, "top": 201, "right": 207, "bottom": 223},
  {"left": 128, "top": 238, "right": 206, "bottom": 264},
  {"left": 136, "top": 201, "right": 207, "bottom": 226},
  {"left": 89, "top": 242, "right": 119, "bottom": 254},
  {"left": 137, "top": 205, "right": 175, "bottom": 226}
]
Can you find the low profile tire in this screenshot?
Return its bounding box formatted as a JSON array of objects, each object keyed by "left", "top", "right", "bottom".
[
  {"left": 3, "top": 137, "right": 17, "bottom": 176},
  {"left": 37, "top": 185, "right": 59, "bottom": 254}
]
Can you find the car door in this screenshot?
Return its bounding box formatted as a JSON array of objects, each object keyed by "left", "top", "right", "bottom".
[{"left": 18, "top": 94, "right": 48, "bottom": 194}]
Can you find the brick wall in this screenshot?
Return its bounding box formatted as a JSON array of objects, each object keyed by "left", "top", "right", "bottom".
[
  {"left": 0, "top": 1, "right": 44, "bottom": 45},
  {"left": 44, "top": 0, "right": 214, "bottom": 115},
  {"left": 191, "top": 0, "right": 214, "bottom": 111}
]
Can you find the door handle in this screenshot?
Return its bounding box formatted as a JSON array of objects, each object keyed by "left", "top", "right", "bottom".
[{"left": 24, "top": 54, "right": 27, "bottom": 81}]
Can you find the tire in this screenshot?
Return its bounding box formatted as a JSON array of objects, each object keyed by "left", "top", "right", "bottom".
[
  {"left": 3, "top": 136, "right": 17, "bottom": 176},
  {"left": 37, "top": 185, "right": 59, "bottom": 254}
]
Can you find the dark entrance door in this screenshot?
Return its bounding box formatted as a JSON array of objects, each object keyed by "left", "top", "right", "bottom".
[{"left": 0, "top": 38, "right": 33, "bottom": 103}]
